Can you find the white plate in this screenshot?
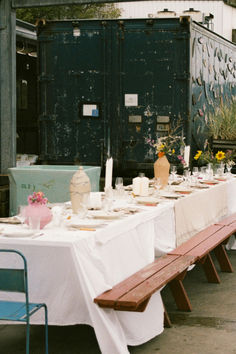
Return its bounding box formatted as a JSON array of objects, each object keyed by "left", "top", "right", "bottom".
[
  {"left": 2, "top": 229, "right": 36, "bottom": 238},
  {"left": 159, "top": 192, "right": 182, "bottom": 199},
  {"left": 90, "top": 211, "right": 123, "bottom": 220},
  {"left": 173, "top": 187, "right": 192, "bottom": 194},
  {"left": 65, "top": 216, "right": 105, "bottom": 227},
  {"left": 135, "top": 196, "right": 159, "bottom": 205},
  {"left": 200, "top": 180, "right": 219, "bottom": 185}
]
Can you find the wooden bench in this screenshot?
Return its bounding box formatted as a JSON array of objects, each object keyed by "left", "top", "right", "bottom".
[
  {"left": 169, "top": 218, "right": 236, "bottom": 283},
  {"left": 94, "top": 214, "right": 236, "bottom": 327},
  {"left": 94, "top": 253, "right": 196, "bottom": 326}
]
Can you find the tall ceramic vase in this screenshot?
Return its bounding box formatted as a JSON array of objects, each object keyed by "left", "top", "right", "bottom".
[
  {"left": 154, "top": 155, "right": 170, "bottom": 188},
  {"left": 70, "top": 166, "right": 91, "bottom": 214}
]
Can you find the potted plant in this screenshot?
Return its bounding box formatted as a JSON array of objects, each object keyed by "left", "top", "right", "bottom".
[{"left": 208, "top": 100, "right": 236, "bottom": 150}]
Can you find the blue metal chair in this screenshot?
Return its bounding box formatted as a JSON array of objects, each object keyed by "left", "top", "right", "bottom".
[{"left": 0, "top": 249, "right": 48, "bottom": 354}]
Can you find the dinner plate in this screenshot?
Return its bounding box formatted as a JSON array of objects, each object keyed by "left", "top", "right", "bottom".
[
  {"left": 0, "top": 217, "right": 21, "bottom": 225},
  {"left": 90, "top": 211, "right": 123, "bottom": 220},
  {"left": 135, "top": 196, "right": 159, "bottom": 205},
  {"left": 159, "top": 192, "right": 182, "bottom": 199},
  {"left": 2, "top": 229, "right": 36, "bottom": 238},
  {"left": 200, "top": 180, "right": 219, "bottom": 185},
  {"left": 173, "top": 187, "right": 192, "bottom": 194},
  {"left": 214, "top": 177, "right": 227, "bottom": 181},
  {"left": 192, "top": 184, "right": 209, "bottom": 189}
]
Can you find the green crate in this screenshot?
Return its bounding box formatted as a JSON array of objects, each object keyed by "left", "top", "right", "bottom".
[{"left": 8, "top": 165, "right": 101, "bottom": 216}]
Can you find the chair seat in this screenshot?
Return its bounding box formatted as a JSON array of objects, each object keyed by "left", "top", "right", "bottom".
[{"left": 0, "top": 300, "right": 44, "bottom": 321}]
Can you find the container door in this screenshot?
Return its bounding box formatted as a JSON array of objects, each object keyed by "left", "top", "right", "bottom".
[
  {"left": 38, "top": 21, "right": 107, "bottom": 166},
  {"left": 111, "top": 20, "right": 189, "bottom": 174}
]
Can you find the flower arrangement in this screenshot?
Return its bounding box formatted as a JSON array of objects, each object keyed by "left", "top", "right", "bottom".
[
  {"left": 27, "top": 191, "right": 48, "bottom": 205},
  {"left": 194, "top": 148, "right": 236, "bottom": 166},
  {"left": 146, "top": 134, "right": 186, "bottom": 166}
]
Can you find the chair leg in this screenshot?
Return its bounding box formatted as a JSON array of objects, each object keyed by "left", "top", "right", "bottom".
[
  {"left": 44, "top": 304, "right": 49, "bottom": 354},
  {"left": 26, "top": 320, "right": 30, "bottom": 354}
]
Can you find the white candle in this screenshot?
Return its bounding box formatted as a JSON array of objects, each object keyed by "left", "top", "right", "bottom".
[
  {"left": 132, "top": 177, "right": 141, "bottom": 195},
  {"left": 184, "top": 146, "right": 190, "bottom": 168},
  {"left": 105, "top": 157, "right": 113, "bottom": 190},
  {"left": 140, "top": 177, "right": 149, "bottom": 196}
]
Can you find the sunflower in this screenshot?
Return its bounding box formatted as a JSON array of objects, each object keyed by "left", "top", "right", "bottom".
[
  {"left": 215, "top": 151, "right": 225, "bottom": 161},
  {"left": 194, "top": 150, "right": 202, "bottom": 160}
]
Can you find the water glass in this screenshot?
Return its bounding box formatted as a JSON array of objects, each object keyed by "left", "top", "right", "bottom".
[
  {"left": 170, "top": 165, "right": 177, "bottom": 179},
  {"left": 115, "top": 177, "right": 123, "bottom": 189},
  {"left": 183, "top": 169, "right": 191, "bottom": 185},
  {"left": 153, "top": 177, "right": 161, "bottom": 195},
  {"left": 28, "top": 215, "right": 41, "bottom": 230},
  {"left": 192, "top": 167, "right": 199, "bottom": 185}
]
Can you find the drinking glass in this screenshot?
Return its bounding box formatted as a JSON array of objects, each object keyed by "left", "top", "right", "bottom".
[
  {"left": 153, "top": 177, "right": 162, "bottom": 196},
  {"left": 192, "top": 167, "right": 199, "bottom": 185},
  {"left": 28, "top": 215, "right": 41, "bottom": 230},
  {"left": 183, "top": 169, "right": 191, "bottom": 186},
  {"left": 170, "top": 165, "right": 177, "bottom": 180},
  {"left": 115, "top": 177, "right": 123, "bottom": 189},
  {"left": 226, "top": 163, "right": 232, "bottom": 174},
  {"left": 192, "top": 167, "right": 199, "bottom": 177}
]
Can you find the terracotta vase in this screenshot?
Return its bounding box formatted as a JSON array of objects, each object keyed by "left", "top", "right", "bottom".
[
  {"left": 24, "top": 204, "right": 52, "bottom": 229},
  {"left": 70, "top": 166, "right": 91, "bottom": 214},
  {"left": 154, "top": 155, "right": 170, "bottom": 188}
]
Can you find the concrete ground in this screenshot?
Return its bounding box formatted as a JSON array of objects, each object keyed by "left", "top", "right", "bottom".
[{"left": 1, "top": 250, "right": 236, "bottom": 354}]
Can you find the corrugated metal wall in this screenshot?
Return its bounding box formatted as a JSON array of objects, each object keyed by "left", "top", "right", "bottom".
[{"left": 116, "top": 1, "right": 236, "bottom": 41}]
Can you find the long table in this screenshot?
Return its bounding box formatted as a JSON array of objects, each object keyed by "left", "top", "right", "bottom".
[{"left": 0, "top": 177, "right": 235, "bottom": 354}]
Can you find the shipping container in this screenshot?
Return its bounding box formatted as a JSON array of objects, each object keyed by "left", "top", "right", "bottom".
[{"left": 37, "top": 17, "right": 236, "bottom": 176}]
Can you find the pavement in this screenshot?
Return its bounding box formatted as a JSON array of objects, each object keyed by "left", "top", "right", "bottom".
[{"left": 1, "top": 249, "right": 236, "bottom": 354}]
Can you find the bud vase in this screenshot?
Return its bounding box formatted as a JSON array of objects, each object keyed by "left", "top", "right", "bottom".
[
  {"left": 70, "top": 166, "right": 91, "bottom": 214},
  {"left": 24, "top": 204, "right": 52, "bottom": 229},
  {"left": 154, "top": 155, "right": 170, "bottom": 188}
]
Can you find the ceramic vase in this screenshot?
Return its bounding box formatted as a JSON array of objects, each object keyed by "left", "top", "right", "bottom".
[
  {"left": 24, "top": 204, "right": 52, "bottom": 229},
  {"left": 70, "top": 166, "right": 91, "bottom": 214},
  {"left": 154, "top": 155, "right": 170, "bottom": 188}
]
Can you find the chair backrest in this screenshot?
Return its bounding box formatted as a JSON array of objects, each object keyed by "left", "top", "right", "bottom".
[{"left": 0, "top": 249, "right": 28, "bottom": 294}]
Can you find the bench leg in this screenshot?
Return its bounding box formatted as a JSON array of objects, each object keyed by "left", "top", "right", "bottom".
[
  {"left": 164, "top": 306, "right": 172, "bottom": 328},
  {"left": 169, "top": 270, "right": 192, "bottom": 311},
  {"left": 214, "top": 244, "right": 234, "bottom": 273},
  {"left": 200, "top": 253, "right": 221, "bottom": 283}
]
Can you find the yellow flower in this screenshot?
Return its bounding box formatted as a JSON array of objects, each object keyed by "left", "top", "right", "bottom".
[
  {"left": 194, "top": 150, "right": 202, "bottom": 160},
  {"left": 172, "top": 149, "right": 175, "bottom": 154},
  {"left": 215, "top": 151, "right": 225, "bottom": 161}
]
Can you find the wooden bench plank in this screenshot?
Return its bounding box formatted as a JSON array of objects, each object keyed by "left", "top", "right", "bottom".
[
  {"left": 185, "top": 226, "right": 235, "bottom": 259},
  {"left": 168, "top": 224, "right": 224, "bottom": 256},
  {"left": 114, "top": 255, "right": 195, "bottom": 311},
  {"left": 216, "top": 213, "right": 236, "bottom": 227},
  {"left": 94, "top": 254, "right": 180, "bottom": 308}
]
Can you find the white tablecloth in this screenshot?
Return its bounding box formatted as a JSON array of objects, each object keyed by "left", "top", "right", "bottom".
[
  {"left": 0, "top": 177, "right": 235, "bottom": 353},
  {"left": 0, "top": 203, "right": 174, "bottom": 354}
]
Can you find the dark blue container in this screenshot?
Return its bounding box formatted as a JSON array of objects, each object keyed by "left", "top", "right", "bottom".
[{"left": 37, "top": 17, "right": 236, "bottom": 175}]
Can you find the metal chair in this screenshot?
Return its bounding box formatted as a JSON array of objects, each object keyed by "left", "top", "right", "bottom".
[{"left": 0, "top": 249, "right": 48, "bottom": 354}]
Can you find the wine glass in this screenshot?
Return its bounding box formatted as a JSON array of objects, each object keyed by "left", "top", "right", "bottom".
[
  {"left": 183, "top": 169, "right": 191, "bottom": 186},
  {"left": 170, "top": 165, "right": 177, "bottom": 180},
  {"left": 153, "top": 177, "right": 162, "bottom": 196},
  {"left": 115, "top": 177, "right": 123, "bottom": 190},
  {"left": 115, "top": 177, "right": 124, "bottom": 199},
  {"left": 226, "top": 163, "right": 232, "bottom": 174}
]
